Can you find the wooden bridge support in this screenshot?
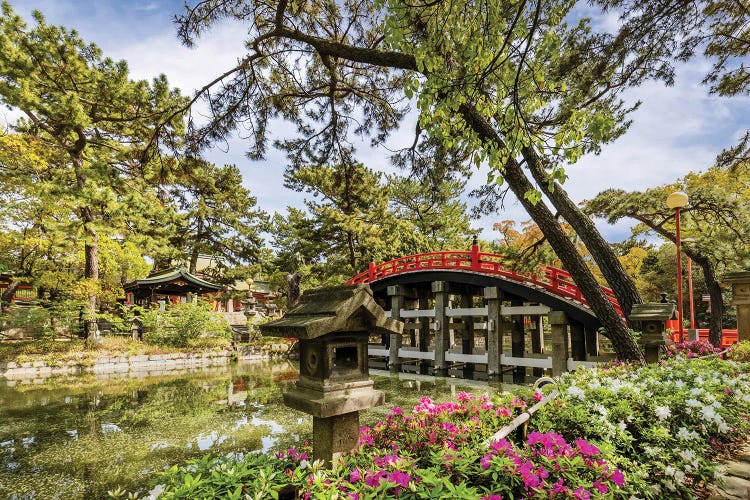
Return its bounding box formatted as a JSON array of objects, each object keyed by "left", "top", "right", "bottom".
[
  {"left": 387, "top": 285, "right": 405, "bottom": 373},
  {"left": 531, "top": 316, "right": 544, "bottom": 377},
  {"left": 511, "top": 301, "right": 526, "bottom": 384},
  {"left": 585, "top": 327, "right": 599, "bottom": 357},
  {"left": 433, "top": 281, "right": 450, "bottom": 376},
  {"left": 418, "top": 295, "right": 431, "bottom": 374},
  {"left": 570, "top": 321, "right": 587, "bottom": 361},
  {"left": 484, "top": 287, "right": 501, "bottom": 380},
  {"left": 550, "top": 311, "right": 569, "bottom": 377},
  {"left": 461, "top": 292, "right": 475, "bottom": 378}
]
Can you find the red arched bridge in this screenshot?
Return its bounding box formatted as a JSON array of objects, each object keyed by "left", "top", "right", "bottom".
[{"left": 347, "top": 243, "right": 622, "bottom": 326}]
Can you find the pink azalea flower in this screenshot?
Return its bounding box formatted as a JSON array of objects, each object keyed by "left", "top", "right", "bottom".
[
  {"left": 389, "top": 470, "right": 411, "bottom": 488},
  {"left": 592, "top": 479, "right": 608, "bottom": 494},
  {"left": 573, "top": 486, "right": 591, "bottom": 500},
  {"left": 480, "top": 495, "right": 503, "bottom": 500},
  {"left": 611, "top": 469, "right": 625, "bottom": 487},
  {"left": 349, "top": 468, "right": 361, "bottom": 483},
  {"left": 575, "top": 438, "right": 600, "bottom": 456}
]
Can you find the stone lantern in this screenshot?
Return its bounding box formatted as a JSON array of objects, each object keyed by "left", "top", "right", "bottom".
[
  {"left": 723, "top": 271, "right": 750, "bottom": 343},
  {"left": 260, "top": 284, "right": 402, "bottom": 466},
  {"left": 629, "top": 303, "right": 676, "bottom": 363}
]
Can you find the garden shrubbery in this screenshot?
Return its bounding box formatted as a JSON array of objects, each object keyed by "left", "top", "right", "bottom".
[
  {"left": 141, "top": 301, "right": 232, "bottom": 348},
  {"left": 133, "top": 355, "right": 750, "bottom": 500}
]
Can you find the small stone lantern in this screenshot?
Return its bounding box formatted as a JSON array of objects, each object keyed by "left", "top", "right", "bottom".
[
  {"left": 629, "top": 303, "right": 676, "bottom": 363},
  {"left": 723, "top": 271, "right": 750, "bottom": 343},
  {"left": 260, "top": 284, "right": 403, "bottom": 466}
]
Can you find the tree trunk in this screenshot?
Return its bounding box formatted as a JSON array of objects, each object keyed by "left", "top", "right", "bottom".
[
  {"left": 82, "top": 205, "right": 99, "bottom": 344},
  {"left": 73, "top": 145, "right": 100, "bottom": 345},
  {"left": 1, "top": 280, "right": 21, "bottom": 305},
  {"left": 691, "top": 254, "right": 724, "bottom": 346},
  {"left": 523, "top": 147, "right": 643, "bottom": 318},
  {"left": 189, "top": 220, "right": 203, "bottom": 274},
  {"left": 346, "top": 232, "right": 356, "bottom": 269},
  {"left": 287, "top": 273, "right": 301, "bottom": 309},
  {"left": 459, "top": 104, "right": 643, "bottom": 361}
]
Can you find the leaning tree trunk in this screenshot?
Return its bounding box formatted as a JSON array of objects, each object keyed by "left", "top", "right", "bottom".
[
  {"left": 689, "top": 253, "right": 724, "bottom": 346},
  {"left": 459, "top": 104, "right": 643, "bottom": 362},
  {"left": 523, "top": 147, "right": 643, "bottom": 318}
]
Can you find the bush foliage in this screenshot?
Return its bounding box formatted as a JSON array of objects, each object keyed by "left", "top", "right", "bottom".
[
  {"left": 141, "top": 300, "right": 232, "bottom": 348},
  {"left": 127, "top": 356, "right": 750, "bottom": 499}
]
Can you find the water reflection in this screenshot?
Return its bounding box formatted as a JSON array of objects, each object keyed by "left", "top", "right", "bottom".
[{"left": 0, "top": 360, "right": 517, "bottom": 499}]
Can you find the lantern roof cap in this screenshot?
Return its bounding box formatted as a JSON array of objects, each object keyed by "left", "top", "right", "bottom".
[
  {"left": 260, "top": 284, "right": 403, "bottom": 340},
  {"left": 629, "top": 303, "right": 675, "bottom": 321}
]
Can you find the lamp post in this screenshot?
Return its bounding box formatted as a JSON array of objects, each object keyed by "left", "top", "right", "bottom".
[{"left": 666, "top": 191, "right": 689, "bottom": 342}]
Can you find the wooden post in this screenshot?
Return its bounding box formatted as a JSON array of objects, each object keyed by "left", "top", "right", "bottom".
[
  {"left": 570, "top": 320, "right": 586, "bottom": 361},
  {"left": 406, "top": 298, "right": 418, "bottom": 347},
  {"left": 549, "top": 311, "right": 569, "bottom": 377},
  {"left": 387, "top": 285, "right": 405, "bottom": 373},
  {"left": 432, "top": 281, "right": 450, "bottom": 376},
  {"left": 511, "top": 301, "right": 525, "bottom": 384},
  {"left": 418, "top": 295, "right": 431, "bottom": 375},
  {"left": 585, "top": 327, "right": 599, "bottom": 357},
  {"left": 530, "top": 315, "right": 544, "bottom": 377},
  {"left": 484, "top": 287, "right": 501, "bottom": 380},
  {"left": 461, "top": 292, "right": 475, "bottom": 378}
]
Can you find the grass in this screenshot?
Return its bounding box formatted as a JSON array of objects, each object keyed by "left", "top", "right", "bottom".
[{"left": 0, "top": 336, "right": 233, "bottom": 365}]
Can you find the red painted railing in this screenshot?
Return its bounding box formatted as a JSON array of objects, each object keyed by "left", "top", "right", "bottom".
[
  {"left": 665, "top": 321, "right": 738, "bottom": 348},
  {"left": 346, "top": 245, "right": 623, "bottom": 316}
]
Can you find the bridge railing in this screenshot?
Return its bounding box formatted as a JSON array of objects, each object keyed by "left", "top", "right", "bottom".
[{"left": 347, "top": 249, "right": 623, "bottom": 316}]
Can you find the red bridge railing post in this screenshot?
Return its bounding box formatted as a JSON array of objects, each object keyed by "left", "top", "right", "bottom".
[
  {"left": 471, "top": 236, "right": 481, "bottom": 271},
  {"left": 368, "top": 258, "right": 375, "bottom": 282}
]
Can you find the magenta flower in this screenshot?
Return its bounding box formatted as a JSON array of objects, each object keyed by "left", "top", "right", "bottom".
[
  {"left": 552, "top": 479, "right": 568, "bottom": 494},
  {"left": 592, "top": 479, "right": 608, "bottom": 494},
  {"left": 457, "top": 391, "right": 474, "bottom": 402},
  {"left": 480, "top": 495, "right": 503, "bottom": 500},
  {"left": 349, "top": 468, "right": 361, "bottom": 483},
  {"left": 573, "top": 486, "right": 591, "bottom": 500},
  {"left": 389, "top": 470, "right": 411, "bottom": 488},
  {"left": 480, "top": 453, "right": 493, "bottom": 469},
  {"left": 575, "top": 438, "right": 600, "bottom": 456},
  {"left": 533, "top": 391, "right": 543, "bottom": 402},
  {"left": 611, "top": 469, "right": 625, "bottom": 487}
]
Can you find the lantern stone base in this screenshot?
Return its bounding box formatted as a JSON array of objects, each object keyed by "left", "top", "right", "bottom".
[
  {"left": 639, "top": 332, "right": 669, "bottom": 364},
  {"left": 283, "top": 380, "right": 384, "bottom": 419},
  {"left": 724, "top": 272, "right": 750, "bottom": 343},
  {"left": 313, "top": 412, "right": 360, "bottom": 466}
]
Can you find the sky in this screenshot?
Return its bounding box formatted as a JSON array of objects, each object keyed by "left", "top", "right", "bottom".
[{"left": 5, "top": 0, "right": 750, "bottom": 246}]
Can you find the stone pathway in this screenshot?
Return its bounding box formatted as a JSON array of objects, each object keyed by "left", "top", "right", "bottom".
[{"left": 708, "top": 443, "right": 750, "bottom": 499}]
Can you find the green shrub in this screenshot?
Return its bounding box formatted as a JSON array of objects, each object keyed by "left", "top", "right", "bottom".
[
  {"left": 727, "top": 340, "right": 750, "bottom": 362},
  {"left": 142, "top": 301, "right": 231, "bottom": 348},
  {"left": 127, "top": 357, "right": 750, "bottom": 499}
]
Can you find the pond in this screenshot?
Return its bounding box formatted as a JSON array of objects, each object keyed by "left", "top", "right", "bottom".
[{"left": 0, "top": 360, "right": 517, "bottom": 499}]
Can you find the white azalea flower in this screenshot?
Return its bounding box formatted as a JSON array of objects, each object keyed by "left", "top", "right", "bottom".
[
  {"left": 566, "top": 386, "right": 585, "bottom": 400},
  {"left": 674, "top": 470, "right": 685, "bottom": 485},
  {"left": 655, "top": 406, "right": 671, "bottom": 420}
]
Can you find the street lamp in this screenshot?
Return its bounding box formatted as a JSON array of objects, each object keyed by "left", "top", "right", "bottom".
[{"left": 667, "top": 191, "right": 689, "bottom": 342}]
